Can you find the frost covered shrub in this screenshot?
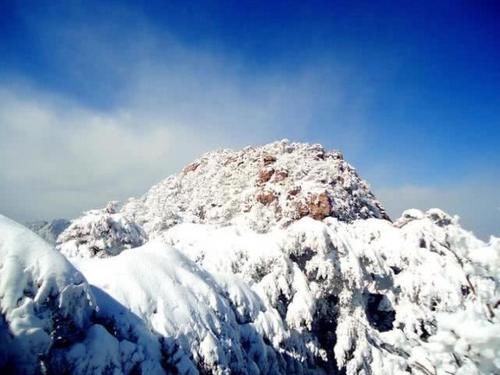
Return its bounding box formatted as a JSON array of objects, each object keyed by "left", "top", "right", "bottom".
[
  {"left": 423, "top": 302, "right": 500, "bottom": 374},
  {"left": 57, "top": 201, "right": 147, "bottom": 258},
  {"left": 162, "top": 210, "right": 499, "bottom": 375}
]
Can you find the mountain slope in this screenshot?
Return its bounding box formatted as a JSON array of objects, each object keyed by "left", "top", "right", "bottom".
[
  {"left": 0, "top": 215, "right": 167, "bottom": 374},
  {"left": 57, "top": 208, "right": 499, "bottom": 374},
  {"left": 160, "top": 210, "right": 499, "bottom": 374},
  {"left": 2, "top": 141, "right": 499, "bottom": 374}
]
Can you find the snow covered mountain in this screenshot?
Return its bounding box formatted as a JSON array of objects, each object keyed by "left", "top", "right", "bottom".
[
  {"left": 2, "top": 140, "right": 499, "bottom": 374},
  {"left": 120, "top": 140, "right": 389, "bottom": 234},
  {"left": 26, "top": 218, "right": 71, "bottom": 244}
]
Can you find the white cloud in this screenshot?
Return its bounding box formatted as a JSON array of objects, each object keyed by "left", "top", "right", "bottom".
[{"left": 0, "top": 87, "right": 220, "bottom": 221}]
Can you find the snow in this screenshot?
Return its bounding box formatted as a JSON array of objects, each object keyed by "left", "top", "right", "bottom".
[
  {"left": 0, "top": 214, "right": 94, "bottom": 373},
  {"left": 57, "top": 201, "right": 147, "bottom": 258},
  {"left": 0, "top": 214, "right": 165, "bottom": 374},
  {"left": 424, "top": 301, "right": 500, "bottom": 374},
  {"left": 72, "top": 239, "right": 288, "bottom": 374},
  {"left": 59, "top": 209, "right": 499, "bottom": 374},
  {"left": 158, "top": 211, "right": 499, "bottom": 374},
  {"left": 119, "top": 140, "right": 389, "bottom": 234},
  {"left": 2, "top": 141, "right": 499, "bottom": 374}
]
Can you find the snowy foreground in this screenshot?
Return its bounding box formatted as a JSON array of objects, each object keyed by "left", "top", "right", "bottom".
[{"left": 1, "top": 141, "right": 499, "bottom": 374}]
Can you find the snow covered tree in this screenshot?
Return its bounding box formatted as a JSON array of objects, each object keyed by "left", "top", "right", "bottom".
[{"left": 57, "top": 201, "right": 147, "bottom": 258}]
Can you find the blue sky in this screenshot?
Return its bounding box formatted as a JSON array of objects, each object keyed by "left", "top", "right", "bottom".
[{"left": 0, "top": 1, "right": 499, "bottom": 237}]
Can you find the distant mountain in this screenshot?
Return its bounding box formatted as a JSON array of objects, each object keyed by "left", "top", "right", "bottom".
[
  {"left": 2, "top": 141, "right": 499, "bottom": 375},
  {"left": 26, "top": 218, "right": 71, "bottom": 244}
]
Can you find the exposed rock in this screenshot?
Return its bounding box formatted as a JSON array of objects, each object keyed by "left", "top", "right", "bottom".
[
  {"left": 183, "top": 162, "right": 200, "bottom": 174},
  {"left": 287, "top": 186, "right": 301, "bottom": 198},
  {"left": 296, "top": 201, "right": 310, "bottom": 218},
  {"left": 258, "top": 167, "right": 275, "bottom": 184},
  {"left": 307, "top": 192, "right": 332, "bottom": 220},
  {"left": 274, "top": 169, "right": 289, "bottom": 182},
  {"left": 256, "top": 191, "right": 277, "bottom": 205},
  {"left": 263, "top": 154, "right": 277, "bottom": 166}
]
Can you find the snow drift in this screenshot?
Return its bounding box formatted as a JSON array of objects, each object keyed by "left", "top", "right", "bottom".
[
  {"left": 1, "top": 140, "right": 499, "bottom": 374},
  {"left": 0, "top": 215, "right": 166, "bottom": 374},
  {"left": 0, "top": 214, "right": 96, "bottom": 373}
]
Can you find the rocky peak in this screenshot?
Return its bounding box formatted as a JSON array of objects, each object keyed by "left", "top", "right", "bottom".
[{"left": 121, "top": 140, "right": 390, "bottom": 234}]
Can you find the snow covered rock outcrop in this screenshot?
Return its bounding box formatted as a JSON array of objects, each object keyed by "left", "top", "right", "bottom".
[{"left": 120, "top": 140, "right": 389, "bottom": 234}]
